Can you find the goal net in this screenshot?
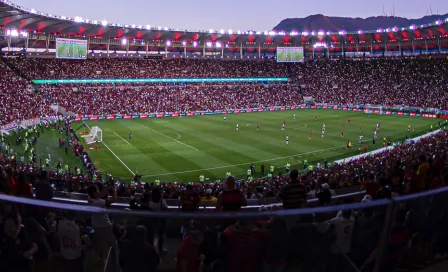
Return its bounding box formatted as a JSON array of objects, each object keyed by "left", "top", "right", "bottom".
[{"left": 85, "top": 126, "right": 102, "bottom": 144}]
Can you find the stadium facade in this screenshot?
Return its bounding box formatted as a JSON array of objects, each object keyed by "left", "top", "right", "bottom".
[{"left": 0, "top": 0, "right": 448, "bottom": 59}]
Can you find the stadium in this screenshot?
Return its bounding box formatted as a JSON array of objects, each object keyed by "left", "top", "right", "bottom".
[{"left": 0, "top": 0, "right": 448, "bottom": 271}]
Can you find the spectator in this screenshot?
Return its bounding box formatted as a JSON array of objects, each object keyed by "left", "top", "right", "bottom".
[
  {"left": 176, "top": 229, "right": 204, "bottom": 272},
  {"left": 57, "top": 210, "right": 92, "bottom": 272},
  {"left": 278, "top": 169, "right": 307, "bottom": 209},
  {"left": 87, "top": 183, "right": 116, "bottom": 264},
  {"left": 119, "top": 225, "right": 160, "bottom": 272},
  {"left": 148, "top": 186, "right": 167, "bottom": 254},
  {"left": 0, "top": 213, "right": 38, "bottom": 272},
  {"left": 224, "top": 219, "right": 263, "bottom": 272},
  {"left": 215, "top": 176, "right": 247, "bottom": 212}
]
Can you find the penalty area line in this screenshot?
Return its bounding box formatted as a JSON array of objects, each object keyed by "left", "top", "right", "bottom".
[
  {"left": 83, "top": 122, "right": 135, "bottom": 176},
  {"left": 139, "top": 124, "right": 198, "bottom": 151},
  {"left": 113, "top": 132, "right": 131, "bottom": 145}
]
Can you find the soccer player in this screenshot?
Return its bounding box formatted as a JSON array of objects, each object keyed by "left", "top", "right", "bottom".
[
  {"left": 374, "top": 130, "right": 377, "bottom": 138},
  {"left": 236, "top": 124, "right": 239, "bottom": 131},
  {"left": 224, "top": 116, "right": 227, "bottom": 121},
  {"left": 321, "top": 128, "right": 325, "bottom": 138},
  {"left": 347, "top": 118, "right": 350, "bottom": 124},
  {"left": 281, "top": 123, "right": 285, "bottom": 131},
  {"left": 376, "top": 123, "right": 380, "bottom": 129},
  {"left": 309, "top": 130, "right": 312, "bottom": 140},
  {"left": 128, "top": 132, "right": 132, "bottom": 140},
  {"left": 293, "top": 114, "right": 296, "bottom": 120},
  {"left": 383, "top": 137, "right": 387, "bottom": 147},
  {"left": 315, "top": 115, "right": 318, "bottom": 121},
  {"left": 286, "top": 135, "right": 289, "bottom": 144},
  {"left": 322, "top": 123, "right": 326, "bottom": 130},
  {"left": 408, "top": 124, "right": 411, "bottom": 132},
  {"left": 256, "top": 125, "right": 259, "bottom": 130},
  {"left": 359, "top": 135, "right": 363, "bottom": 143},
  {"left": 360, "top": 124, "right": 363, "bottom": 132},
  {"left": 341, "top": 131, "right": 344, "bottom": 137}
]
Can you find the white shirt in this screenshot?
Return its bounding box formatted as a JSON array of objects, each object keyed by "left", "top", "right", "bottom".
[
  {"left": 58, "top": 220, "right": 83, "bottom": 260},
  {"left": 329, "top": 215, "right": 355, "bottom": 254},
  {"left": 89, "top": 198, "right": 112, "bottom": 228},
  {"left": 148, "top": 199, "right": 168, "bottom": 211}
]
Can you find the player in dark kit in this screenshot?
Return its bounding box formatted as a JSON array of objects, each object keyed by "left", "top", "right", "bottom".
[{"left": 128, "top": 132, "right": 132, "bottom": 140}]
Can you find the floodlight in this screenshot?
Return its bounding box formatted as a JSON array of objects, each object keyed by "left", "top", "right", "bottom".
[
  {"left": 220, "top": 29, "right": 225, "bottom": 34},
  {"left": 228, "top": 29, "right": 233, "bottom": 34},
  {"left": 121, "top": 39, "right": 127, "bottom": 45},
  {"left": 74, "top": 16, "right": 83, "bottom": 23},
  {"left": 166, "top": 40, "right": 171, "bottom": 46},
  {"left": 101, "top": 20, "right": 108, "bottom": 26},
  {"left": 146, "top": 25, "right": 151, "bottom": 29}
]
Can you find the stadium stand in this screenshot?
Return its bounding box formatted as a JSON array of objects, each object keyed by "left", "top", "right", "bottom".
[{"left": 1, "top": 2, "right": 448, "bottom": 271}]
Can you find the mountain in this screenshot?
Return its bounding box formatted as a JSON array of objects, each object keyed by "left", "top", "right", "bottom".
[{"left": 273, "top": 14, "right": 448, "bottom": 32}]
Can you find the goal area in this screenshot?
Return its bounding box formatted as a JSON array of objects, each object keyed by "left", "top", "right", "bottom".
[{"left": 85, "top": 126, "right": 102, "bottom": 144}]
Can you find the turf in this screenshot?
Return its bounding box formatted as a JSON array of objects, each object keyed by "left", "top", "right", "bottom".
[{"left": 69, "top": 110, "right": 438, "bottom": 183}]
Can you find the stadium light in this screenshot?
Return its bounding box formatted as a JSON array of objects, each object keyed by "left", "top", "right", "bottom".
[
  {"left": 193, "top": 41, "right": 198, "bottom": 47},
  {"left": 249, "top": 31, "right": 253, "bottom": 35},
  {"left": 31, "top": 8, "right": 36, "bottom": 14},
  {"left": 121, "top": 39, "right": 127, "bottom": 45},
  {"left": 209, "top": 29, "right": 214, "bottom": 33},
  {"left": 317, "top": 31, "right": 324, "bottom": 36},
  {"left": 101, "top": 20, "right": 108, "bottom": 26},
  {"left": 6, "top": 29, "right": 19, "bottom": 37},
  {"left": 146, "top": 25, "right": 151, "bottom": 29},
  {"left": 220, "top": 29, "right": 225, "bottom": 34},
  {"left": 206, "top": 41, "right": 212, "bottom": 47},
  {"left": 166, "top": 40, "right": 171, "bottom": 46},
  {"left": 268, "top": 31, "right": 276, "bottom": 36},
  {"left": 182, "top": 41, "right": 186, "bottom": 46},
  {"left": 264, "top": 31, "right": 269, "bottom": 35},
  {"left": 138, "top": 25, "right": 142, "bottom": 29},
  {"left": 311, "top": 31, "right": 316, "bottom": 36},
  {"left": 164, "top": 27, "right": 168, "bottom": 31},
  {"left": 237, "top": 30, "right": 241, "bottom": 34},
  {"left": 216, "top": 42, "right": 221, "bottom": 48},
  {"left": 228, "top": 29, "right": 233, "bottom": 34},
  {"left": 93, "top": 20, "right": 98, "bottom": 24},
  {"left": 409, "top": 25, "right": 416, "bottom": 30},
  {"left": 20, "top": 31, "right": 28, "bottom": 37},
  {"left": 302, "top": 31, "right": 309, "bottom": 36},
  {"left": 358, "top": 30, "right": 363, "bottom": 34},
  {"left": 74, "top": 16, "right": 83, "bottom": 23},
  {"left": 132, "top": 24, "right": 136, "bottom": 28}
]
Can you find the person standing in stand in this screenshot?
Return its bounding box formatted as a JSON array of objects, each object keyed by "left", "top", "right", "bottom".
[{"left": 216, "top": 176, "right": 247, "bottom": 212}]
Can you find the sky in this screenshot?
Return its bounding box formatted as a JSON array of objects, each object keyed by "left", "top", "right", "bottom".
[{"left": 12, "top": 0, "right": 448, "bottom": 31}]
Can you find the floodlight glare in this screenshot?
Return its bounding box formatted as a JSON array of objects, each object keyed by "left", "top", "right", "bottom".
[
  {"left": 209, "top": 29, "right": 214, "bottom": 33},
  {"left": 74, "top": 16, "right": 83, "bottom": 23},
  {"left": 166, "top": 40, "right": 171, "bottom": 46},
  {"left": 146, "top": 25, "right": 151, "bottom": 29},
  {"left": 101, "top": 20, "right": 108, "bottom": 26},
  {"left": 220, "top": 29, "right": 225, "bottom": 34},
  {"left": 121, "top": 39, "right": 127, "bottom": 45}
]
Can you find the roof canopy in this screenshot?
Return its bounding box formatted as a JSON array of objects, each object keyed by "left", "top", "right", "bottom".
[{"left": 1, "top": 0, "right": 448, "bottom": 45}]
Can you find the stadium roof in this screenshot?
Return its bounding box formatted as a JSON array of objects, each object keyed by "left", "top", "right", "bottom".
[{"left": 1, "top": 0, "right": 448, "bottom": 45}]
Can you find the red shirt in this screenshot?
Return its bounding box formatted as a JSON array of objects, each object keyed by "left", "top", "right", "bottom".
[
  {"left": 224, "top": 227, "right": 263, "bottom": 272},
  {"left": 14, "top": 182, "right": 33, "bottom": 198},
  {"left": 176, "top": 237, "right": 199, "bottom": 272}
]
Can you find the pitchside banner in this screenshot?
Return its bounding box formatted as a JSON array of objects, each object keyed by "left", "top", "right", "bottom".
[{"left": 61, "top": 105, "right": 442, "bottom": 126}]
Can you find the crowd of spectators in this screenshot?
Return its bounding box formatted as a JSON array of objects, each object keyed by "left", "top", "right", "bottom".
[
  {"left": 2, "top": 58, "right": 448, "bottom": 125},
  {"left": 0, "top": 61, "right": 52, "bottom": 126},
  {"left": 1, "top": 57, "right": 448, "bottom": 271},
  {"left": 0, "top": 130, "right": 447, "bottom": 271}
]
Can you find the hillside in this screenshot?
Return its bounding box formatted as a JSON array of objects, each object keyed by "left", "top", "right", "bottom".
[{"left": 273, "top": 13, "right": 448, "bottom": 32}]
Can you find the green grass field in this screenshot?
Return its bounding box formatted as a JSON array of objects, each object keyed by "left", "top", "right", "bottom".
[{"left": 65, "top": 110, "right": 437, "bottom": 183}]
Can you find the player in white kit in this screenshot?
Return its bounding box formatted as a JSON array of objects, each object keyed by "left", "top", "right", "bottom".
[
  {"left": 286, "top": 135, "right": 289, "bottom": 144},
  {"left": 282, "top": 123, "right": 285, "bottom": 131},
  {"left": 293, "top": 114, "right": 296, "bottom": 120},
  {"left": 322, "top": 128, "right": 325, "bottom": 138},
  {"left": 224, "top": 116, "right": 227, "bottom": 121},
  {"left": 236, "top": 124, "right": 239, "bottom": 131}
]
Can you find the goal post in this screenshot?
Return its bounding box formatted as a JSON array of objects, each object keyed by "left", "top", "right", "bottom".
[{"left": 85, "top": 126, "right": 102, "bottom": 144}]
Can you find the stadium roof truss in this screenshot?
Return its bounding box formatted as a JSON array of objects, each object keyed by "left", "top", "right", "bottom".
[{"left": 0, "top": 0, "right": 448, "bottom": 52}]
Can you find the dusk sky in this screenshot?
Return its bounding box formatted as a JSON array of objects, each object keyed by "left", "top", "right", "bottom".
[{"left": 13, "top": 0, "right": 448, "bottom": 31}]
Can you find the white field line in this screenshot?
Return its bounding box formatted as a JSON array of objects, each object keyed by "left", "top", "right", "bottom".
[
  {"left": 113, "top": 132, "right": 131, "bottom": 145},
  {"left": 141, "top": 124, "right": 426, "bottom": 178},
  {"left": 142, "top": 144, "right": 345, "bottom": 177},
  {"left": 83, "top": 122, "right": 135, "bottom": 176},
  {"left": 139, "top": 124, "right": 198, "bottom": 151}
]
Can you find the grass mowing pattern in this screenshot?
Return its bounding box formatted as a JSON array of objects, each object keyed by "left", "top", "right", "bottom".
[
  {"left": 76, "top": 110, "right": 437, "bottom": 182},
  {"left": 4, "top": 110, "right": 437, "bottom": 182}
]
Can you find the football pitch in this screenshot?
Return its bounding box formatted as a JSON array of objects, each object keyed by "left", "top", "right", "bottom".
[{"left": 76, "top": 110, "right": 437, "bottom": 182}]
